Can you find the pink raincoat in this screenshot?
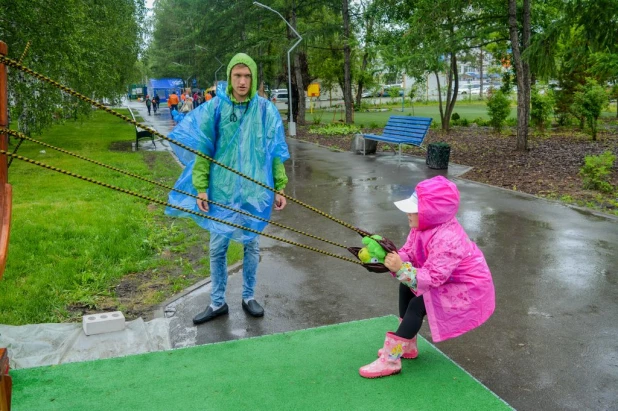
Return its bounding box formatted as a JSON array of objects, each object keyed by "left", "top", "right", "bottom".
[{"left": 397, "top": 176, "right": 495, "bottom": 342}]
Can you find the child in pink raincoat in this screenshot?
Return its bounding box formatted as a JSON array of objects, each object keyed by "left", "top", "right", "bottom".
[{"left": 359, "top": 175, "right": 495, "bottom": 379}]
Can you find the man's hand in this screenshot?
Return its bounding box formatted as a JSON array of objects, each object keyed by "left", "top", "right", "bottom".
[
  {"left": 384, "top": 252, "right": 403, "bottom": 272},
  {"left": 197, "top": 192, "right": 209, "bottom": 212},
  {"left": 274, "top": 191, "right": 286, "bottom": 211}
]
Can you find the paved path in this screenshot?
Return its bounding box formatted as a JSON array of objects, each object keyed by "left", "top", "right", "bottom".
[{"left": 128, "top": 99, "right": 618, "bottom": 411}]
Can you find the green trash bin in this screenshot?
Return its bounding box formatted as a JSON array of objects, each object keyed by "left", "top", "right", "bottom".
[{"left": 426, "top": 142, "right": 450, "bottom": 169}]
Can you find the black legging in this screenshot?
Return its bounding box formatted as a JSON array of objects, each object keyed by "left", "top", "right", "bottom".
[{"left": 395, "top": 283, "right": 427, "bottom": 339}]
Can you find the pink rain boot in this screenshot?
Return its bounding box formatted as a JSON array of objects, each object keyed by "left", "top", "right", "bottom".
[
  {"left": 378, "top": 335, "right": 418, "bottom": 359},
  {"left": 359, "top": 332, "right": 413, "bottom": 379},
  {"left": 377, "top": 318, "right": 418, "bottom": 359}
]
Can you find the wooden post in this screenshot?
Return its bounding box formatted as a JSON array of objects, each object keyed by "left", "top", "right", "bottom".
[
  {"left": 0, "top": 348, "right": 11, "bottom": 411},
  {"left": 0, "top": 41, "right": 12, "bottom": 280}
]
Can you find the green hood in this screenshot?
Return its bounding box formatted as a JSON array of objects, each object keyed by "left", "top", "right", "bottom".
[{"left": 226, "top": 53, "right": 258, "bottom": 103}]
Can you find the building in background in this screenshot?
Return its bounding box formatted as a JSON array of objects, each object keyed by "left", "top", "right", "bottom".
[{"left": 147, "top": 78, "right": 184, "bottom": 102}]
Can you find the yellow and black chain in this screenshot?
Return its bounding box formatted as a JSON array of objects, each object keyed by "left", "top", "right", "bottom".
[
  {"left": 7, "top": 42, "right": 32, "bottom": 167},
  {"left": 0, "top": 149, "right": 362, "bottom": 266},
  {"left": 0, "top": 55, "right": 365, "bottom": 236},
  {"left": 18, "top": 41, "right": 30, "bottom": 63},
  {"left": 2, "top": 128, "right": 348, "bottom": 250}
]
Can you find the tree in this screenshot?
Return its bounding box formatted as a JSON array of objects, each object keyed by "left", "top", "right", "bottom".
[
  {"left": 508, "top": 0, "right": 531, "bottom": 150},
  {"left": 0, "top": 0, "right": 145, "bottom": 136},
  {"left": 572, "top": 78, "right": 609, "bottom": 140},
  {"left": 374, "top": 0, "right": 508, "bottom": 131}
]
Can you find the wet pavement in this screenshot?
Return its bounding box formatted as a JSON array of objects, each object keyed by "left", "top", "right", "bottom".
[{"left": 129, "top": 100, "right": 618, "bottom": 411}]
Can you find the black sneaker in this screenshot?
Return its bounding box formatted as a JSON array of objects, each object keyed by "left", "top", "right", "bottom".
[
  {"left": 192, "top": 303, "right": 229, "bottom": 325},
  {"left": 242, "top": 299, "right": 264, "bottom": 317}
]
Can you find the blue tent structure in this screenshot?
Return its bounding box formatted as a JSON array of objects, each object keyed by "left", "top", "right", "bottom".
[{"left": 147, "top": 78, "right": 184, "bottom": 102}]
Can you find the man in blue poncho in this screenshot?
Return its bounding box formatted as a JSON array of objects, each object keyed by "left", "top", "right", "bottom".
[{"left": 165, "top": 53, "right": 290, "bottom": 324}]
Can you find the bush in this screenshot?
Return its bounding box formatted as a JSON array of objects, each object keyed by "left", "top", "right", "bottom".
[
  {"left": 486, "top": 91, "right": 511, "bottom": 131},
  {"left": 309, "top": 123, "right": 361, "bottom": 136},
  {"left": 505, "top": 117, "right": 518, "bottom": 127},
  {"left": 531, "top": 88, "right": 554, "bottom": 130},
  {"left": 472, "top": 117, "right": 488, "bottom": 126},
  {"left": 450, "top": 115, "right": 470, "bottom": 127},
  {"left": 579, "top": 151, "right": 616, "bottom": 193},
  {"left": 311, "top": 110, "right": 324, "bottom": 125},
  {"left": 451, "top": 112, "right": 460, "bottom": 121},
  {"left": 571, "top": 78, "right": 609, "bottom": 140}
]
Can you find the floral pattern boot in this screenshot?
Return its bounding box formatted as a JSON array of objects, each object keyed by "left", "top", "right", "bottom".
[
  {"left": 378, "top": 335, "right": 418, "bottom": 359},
  {"left": 359, "top": 332, "right": 413, "bottom": 379}
]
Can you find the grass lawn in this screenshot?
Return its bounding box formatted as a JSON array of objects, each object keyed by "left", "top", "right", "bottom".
[
  {"left": 306, "top": 100, "right": 617, "bottom": 128},
  {"left": 308, "top": 100, "right": 514, "bottom": 128},
  {"left": 0, "top": 110, "right": 241, "bottom": 325}
]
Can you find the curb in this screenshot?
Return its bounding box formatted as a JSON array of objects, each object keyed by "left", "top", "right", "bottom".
[{"left": 152, "top": 261, "right": 243, "bottom": 319}]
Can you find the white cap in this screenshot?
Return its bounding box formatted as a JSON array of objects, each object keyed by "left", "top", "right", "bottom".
[{"left": 394, "top": 191, "right": 418, "bottom": 213}]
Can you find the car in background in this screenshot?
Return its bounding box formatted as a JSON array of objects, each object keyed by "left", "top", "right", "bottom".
[
  {"left": 459, "top": 84, "right": 482, "bottom": 95},
  {"left": 361, "top": 90, "right": 374, "bottom": 98},
  {"left": 270, "top": 91, "right": 289, "bottom": 103},
  {"left": 377, "top": 84, "right": 404, "bottom": 97}
]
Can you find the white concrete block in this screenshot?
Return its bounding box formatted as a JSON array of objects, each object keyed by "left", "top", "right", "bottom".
[{"left": 82, "top": 311, "right": 125, "bottom": 336}]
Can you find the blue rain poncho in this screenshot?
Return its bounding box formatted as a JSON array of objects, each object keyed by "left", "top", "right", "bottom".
[{"left": 165, "top": 78, "right": 289, "bottom": 244}]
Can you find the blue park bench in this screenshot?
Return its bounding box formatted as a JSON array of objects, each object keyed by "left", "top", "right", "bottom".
[{"left": 360, "top": 116, "right": 432, "bottom": 158}]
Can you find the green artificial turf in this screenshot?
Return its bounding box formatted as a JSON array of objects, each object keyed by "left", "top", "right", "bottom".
[{"left": 10, "top": 316, "right": 510, "bottom": 411}]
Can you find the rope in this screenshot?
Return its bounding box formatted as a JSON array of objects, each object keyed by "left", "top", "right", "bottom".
[
  {"left": 2, "top": 128, "right": 348, "bottom": 250},
  {"left": 18, "top": 42, "right": 30, "bottom": 64},
  {"left": 0, "top": 55, "right": 365, "bottom": 236},
  {"left": 0, "top": 149, "right": 362, "bottom": 266}
]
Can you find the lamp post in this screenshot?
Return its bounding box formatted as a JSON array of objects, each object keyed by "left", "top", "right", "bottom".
[
  {"left": 214, "top": 57, "right": 224, "bottom": 86},
  {"left": 253, "top": 1, "right": 303, "bottom": 136}
]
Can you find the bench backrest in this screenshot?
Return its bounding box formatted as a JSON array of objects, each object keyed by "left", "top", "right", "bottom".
[{"left": 383, "top": 116, "right": 432, "bottom": 145}]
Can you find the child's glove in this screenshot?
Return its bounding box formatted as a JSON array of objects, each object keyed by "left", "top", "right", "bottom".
[{"left": 395, "top": 262, "right": 418, "bottom": 290}]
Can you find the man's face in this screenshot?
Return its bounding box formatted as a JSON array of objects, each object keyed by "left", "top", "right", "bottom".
[{"left": 230, "top": 64, "right": 252, "bottom": 101}]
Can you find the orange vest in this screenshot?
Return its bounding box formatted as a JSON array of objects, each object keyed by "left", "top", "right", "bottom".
[{"left": 168, "top": 94, "right": 179, "bottom": 105}]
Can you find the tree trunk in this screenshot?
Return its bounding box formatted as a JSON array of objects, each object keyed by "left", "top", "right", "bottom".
[
  {"left": 435, "top": 71, "right": 445, "bottom": 127},
  {"left": 355, "top": 51, "right": 369, "bottom": 106},
  {"left": 288, "top": 10, "right": 306, "bottom": 125},
  {"left": 508, "top": 0, "right": 531, "bottom": 151},
  {"left": 342, "top": 0, "right": 353, "bottom": 123},
  {"left": 590, "top": 116, "right": 597, "bottom": 141},
  {"left": 443, "top": 53, "right": 459, "bottom": 132},
  {"left": 479, "top": 47, "right": 484, "bottom": 98},
  {"left": 294, "top": 53, "right": 306, "bottom": 125}
]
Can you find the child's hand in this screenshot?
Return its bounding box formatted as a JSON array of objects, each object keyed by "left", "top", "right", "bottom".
[{"left": 384, "top": 252, "right": 403, "bottom": 272}]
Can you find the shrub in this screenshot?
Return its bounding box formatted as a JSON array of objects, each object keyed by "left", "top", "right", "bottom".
[
  {"left": 486, "top": 90, "right": 511, "bottom": 131},
  {"left": 309, "top": 123, "right": 361, "bottom": 136},
  {"left": 579, "top": 151, "right": 616, "bottom": 193},
  {"left": 505, "top": 117, "right": 518, "bottom": 127},
  {"left": 472, "top": 117, "right": 488, "bottom": 126},
  {"left": 530, "top": 88, "right": 554, "bottom": 131},
  {"left": 311, "top": 110, "right": 324, "bottom": 125},
  {"left": 571, "top": 78, "right": 610, "bottom": 140},
  {"left": 451, "top": 112, "right": 460, "bottom": 121}
]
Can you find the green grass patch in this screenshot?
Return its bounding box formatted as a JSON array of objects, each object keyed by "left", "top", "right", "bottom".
[
  {"left": 0, "top": 110, "right": 242, "bottom": 325},
  {"left": 306, "top": 100, "right": 616, "bottom": 128},
  {"left": 10, "top": 316, "right": 511, "bottom": 410}
]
